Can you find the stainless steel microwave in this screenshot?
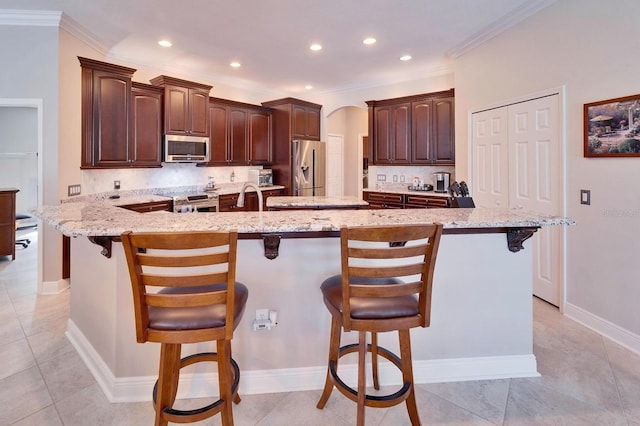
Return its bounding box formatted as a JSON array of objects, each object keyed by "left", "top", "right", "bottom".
[{"left": 163, "top": 135, "right": 210, "bottom": 163}]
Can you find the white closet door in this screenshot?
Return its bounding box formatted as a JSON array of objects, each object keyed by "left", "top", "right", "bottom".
[
  {"left": 472, "top": 94, "right": 562, "bottom": 306},
  {"left": 472, "top": 107, "right": 509, "bottom": 208},
  {"left": 327, "top": 134, "right": 344, "bottom": 196}
]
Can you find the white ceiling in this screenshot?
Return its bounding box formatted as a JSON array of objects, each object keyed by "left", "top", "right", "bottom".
[{"left": 1, "top": 0, "right": 554, "bottom": 96}]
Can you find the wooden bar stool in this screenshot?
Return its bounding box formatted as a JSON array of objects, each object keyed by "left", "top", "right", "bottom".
[
  {"left": 316, "top": 224, "right": 443, "bottom": 426},
  {"left": 121, "top": 230, "right": 248, "bottom": 426}
]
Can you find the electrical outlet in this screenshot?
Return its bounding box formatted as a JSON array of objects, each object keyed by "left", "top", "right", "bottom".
[
  {"left": 580, "top": 189, "right": 590, "bottom": 205},
  {"left": 255, "top": 308, "right": 269, "bottom": 321},
  {"left": 393, "top": 175, "right": 398, "bottom": 182},
  {"left": 377, "top": 174, "right": 386, "bottom": 182},
  {"left": 68, "top": 184, "right": 81, "bottom": 197},
  {"left": 114, "top": 180, "right": 121, "bottom": 190}
]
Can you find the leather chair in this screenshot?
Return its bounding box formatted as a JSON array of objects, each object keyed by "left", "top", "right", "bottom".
[
  {"left": 121, "top": 230, "right": 248, "bottom": 426},
  {"left": 316, "top": 223, "right": 443, "bottom": 426}
]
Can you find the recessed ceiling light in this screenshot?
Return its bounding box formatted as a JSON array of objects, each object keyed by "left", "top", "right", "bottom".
[
  {"left": 158, "top": 40, "right": 172, "bottom": 47},
  {"left": 309, "top": 44, "right": 322, "bottom": 51},
  {"left": 305, "top": 85, "right": 313, "bottom": 90},
  {"left": 400, "top": 55, "right": 412, "bottom": 61},
  {"left": 363, "top": 37, "right": 376, "bottom": 45},
  {"left": 230, "top": 61, "right": 241, "bottom": 68}
]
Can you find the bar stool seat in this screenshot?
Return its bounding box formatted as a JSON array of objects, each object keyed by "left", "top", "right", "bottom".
[
  {"left": 122, "top": 230, "right": 247, "bottom": 426},
  {"left": 316, "top": 224, "right": 443, "bottom": 426}
]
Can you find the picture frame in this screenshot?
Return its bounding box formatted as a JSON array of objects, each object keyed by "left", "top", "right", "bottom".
[{"left": 584, "top": 94, "right": 640, "bottom": 157}]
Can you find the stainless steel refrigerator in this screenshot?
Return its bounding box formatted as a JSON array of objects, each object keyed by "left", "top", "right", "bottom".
[{"left": 292, "top": 139, "right": 326, "bottom": 196}]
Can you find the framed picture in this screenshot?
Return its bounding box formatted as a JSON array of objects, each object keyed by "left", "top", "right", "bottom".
[{"left": 584, "top": 94, "right": 640, "bottom": 157}]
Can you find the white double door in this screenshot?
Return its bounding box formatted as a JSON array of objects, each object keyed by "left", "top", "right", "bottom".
[{"left": 472, "top": 94, "right": 563, "bottom": 306}]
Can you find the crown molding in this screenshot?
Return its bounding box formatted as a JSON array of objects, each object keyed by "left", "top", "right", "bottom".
[
  {"left": 446, "top": 0, "right": 556, "bottom": 59},
  {"left": 60, "top": 13, "right": 108, "bottom": 56},
  {"left": 0, "top": 9, "right": 61, "bottom": 26}
]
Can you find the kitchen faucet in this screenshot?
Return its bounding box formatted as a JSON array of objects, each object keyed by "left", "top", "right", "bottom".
[{"left": 237, "top": 182, "right": 263, "bottom": 212}]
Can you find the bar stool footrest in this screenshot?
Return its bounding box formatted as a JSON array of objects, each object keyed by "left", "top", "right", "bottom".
[
  {"left": 152, "top": 351, "right": 240, "bottom": 423},
  {"left": 329, "top": 343, "right": 411, "bottom": 408}
]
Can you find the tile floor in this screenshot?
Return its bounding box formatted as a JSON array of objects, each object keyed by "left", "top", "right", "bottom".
[{"left": 1, "top": 231, "right": 639, "bottom": 425}]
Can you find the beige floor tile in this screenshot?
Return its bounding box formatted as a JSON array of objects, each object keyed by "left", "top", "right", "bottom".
[
  {"left": 604, "top": 338, "right": 640, "bottom": 425},
  {"left": 10, "top": 404, "right": 63, "bottom": 426},
  {"left": 420, "top": 379, "right": 510, "bottom": 424},
  {"left": 0, "top": 366, "right": 53, "bottom": 425},
  {"left": 0, "top": 315, "right": 25, "bottom": 347},
  {"left": 256, "top": 389, "right": 351, "bottom": 425},
  {"left": 0, "top": 337, "right": 36, "bottom": 380},
  {"left": 38, "top": 347, "right": 96, "bottom": 402},
  {"left": 27, "top": 326, "right": 76, "bottom": 364},
  {"left": 504, "top": 378, "right": 628, "bottom": 426}
]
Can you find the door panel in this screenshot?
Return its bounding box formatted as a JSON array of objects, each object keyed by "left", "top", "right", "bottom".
[{"left": 473, "top": 94, "right": 562, "bottom": 306}]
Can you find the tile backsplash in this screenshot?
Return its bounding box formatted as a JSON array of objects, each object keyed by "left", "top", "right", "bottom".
[
  {"left": 368, "top": 165, "right": 455, "bottom": 189},
  {"left": 81, "top": 163, "right": 252, "bottom": 195}
]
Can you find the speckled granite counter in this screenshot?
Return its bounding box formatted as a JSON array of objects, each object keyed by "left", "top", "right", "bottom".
[
  {"left": 36, "top": 191, "right": 572, "bottom": 238},
  {"left": 266, "top": 195, "right": 369, "bottom": 210},
  {"left": 363, "top": 187, "right": 451, "bottom": 197}
]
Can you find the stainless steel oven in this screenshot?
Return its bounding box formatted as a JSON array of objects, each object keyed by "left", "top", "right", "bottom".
[{"left": 172, "top": 193, "right": 219, "bottom": 213}]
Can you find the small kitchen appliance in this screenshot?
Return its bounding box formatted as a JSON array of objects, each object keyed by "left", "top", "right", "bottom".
[
  {"left": 432, "top": 172, "right": 451, "bottom": 193},
  {"left": 248, "top": 169, "right": 274, "bottom": 187},
  {"left": 164, "top": 135, "right": 210, "bottom": 163}
]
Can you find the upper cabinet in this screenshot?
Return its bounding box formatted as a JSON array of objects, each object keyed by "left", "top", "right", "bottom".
[
  {"left": 130, "top": 83, "right": 164, "bottom": 166},
  {"left": 149, "top": 75, "right": 212, "bottom": 137},
  {"left": 206, "top": 98, "right": 272, "bottom": 166},
  {"left": 262, "top": 98, "right": 322, "bottom": 194},
  {"left": 79, "top": 57, "right": 162, "bottom": 169},
  {"left": 367, "top": 89, "right": 455, "bottom": 166}
]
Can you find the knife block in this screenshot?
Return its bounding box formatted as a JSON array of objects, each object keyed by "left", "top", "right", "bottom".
[{"left": 450, "top": 197, "right": 475, "bottom": 208}]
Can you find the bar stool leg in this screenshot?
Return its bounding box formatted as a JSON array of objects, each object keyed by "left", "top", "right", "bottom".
[
  {"left": 356, "top": 331, "right": 367, "bottom": 426},
  {"left": 217, "top": 339, "right": 234, "bottom": 426},
  {"left": 317, "top": 317, "right": 342, "bottom": 409},
  {"left": 156, "top": 343, "right": 182, "bottom": 426},
  {"left": 399, "top": 329, "right": 420, "bottom": 426},
  {"left": 371, "top": 332, "right": 380, "bottom": 390}
]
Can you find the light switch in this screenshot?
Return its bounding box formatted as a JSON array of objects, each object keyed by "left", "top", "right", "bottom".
[{"left": 580, "top": 190, "right": 590, "bottom": 205}]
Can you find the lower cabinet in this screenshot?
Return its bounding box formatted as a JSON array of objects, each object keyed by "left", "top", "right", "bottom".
[
  {"left": 364, "top": 191, "right": 450, "bottom": 209},
  {"left": 218, "top": 188, "right": 283, "bottom": 212},
  {"left": 0, "top": 189, "right": 18, "bottom": 260}
]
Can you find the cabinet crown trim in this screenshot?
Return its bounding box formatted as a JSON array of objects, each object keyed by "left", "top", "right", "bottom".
[
  {"left": 149, "top": 75, "right": 213, "bottom": 91},
  {"left": 262, "top": 97, "right": 322, "bottom": 109},
  {"left": 78, "top": 56, "right": 136, "bottom": 76},
  {"left": 366, "top": 88, "right": 454, "bottom": 106}
]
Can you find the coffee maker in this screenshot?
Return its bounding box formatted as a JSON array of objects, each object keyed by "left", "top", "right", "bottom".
[{"left": 432, "top": 172, "right": 451, "bottom": 193}]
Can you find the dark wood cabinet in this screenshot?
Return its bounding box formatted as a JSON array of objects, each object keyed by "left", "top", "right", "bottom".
[
  {"left": 370, "top": 103, "right": 411, "bottom": 165},
  {"left": 364, "top": 191, "right": 450, "bottom": 209},
  {"left": 404, "top": 193, "right": 450, "bottom": 208},
  {"left": 79, "top": 57, "right": 163, "bottom": 169},
  {"left": 218, "top": 188, "right": 283, "bottom": 212},
  {"left": 363, "top": 191, "right": 405, "bottom": 209},
  {"left": 0, "top": 189, "right": 18, "bottom": 260},
  {"left": 118, "top": 200, "right": 172, "bottom": 213},
  {"left": 261, "top": 98, "right": 322, "bottom": 194},
  {"left": 367, "top": 89, "right": 454, "bottom": 166},
  {"left": 218, "top": 193, "right": 248, "bottom": 212},
  {"left": 130, "top": 83, "right": 163, "bottom": 166},
  {"left": 412, "top": 97, "right": 455, "bottom": 164},
  {"left": 150, "top": 75, "right": 212, "bottom": 137},
  {"left": 207, "top": 98, "right": 272, "bottom": 166}
]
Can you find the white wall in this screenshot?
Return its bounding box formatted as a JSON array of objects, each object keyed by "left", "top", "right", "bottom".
[
  {"left": 0, "top": 23, "right": 60, "bottom": 284},
  {"left": 454, "top": 0, "right": 640, "bottom": 342}
]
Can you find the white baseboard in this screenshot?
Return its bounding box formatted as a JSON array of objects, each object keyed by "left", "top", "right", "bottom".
[
  {"left": 39, "top": 278, "right": 69, "bottom": 294},
  {"left": 67, "top": 318, "right": 539, "bottom": 403},
  {"left": 565, "top": 302, "right": 640, "bottom": 355}
]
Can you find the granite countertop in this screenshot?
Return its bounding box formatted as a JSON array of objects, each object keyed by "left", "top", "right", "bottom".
[
  {"left": 34, "top": 187, "right": 574, "bottom": 238},
  {"left": 266, "top": 195, "right": 369, "bottom": 208},
  {"left": 363, "top": 187, "right": 451, "bottom": 197}
]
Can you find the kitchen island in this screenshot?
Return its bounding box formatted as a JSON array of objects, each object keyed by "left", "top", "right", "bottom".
[
  {"left": 35, "top": 193, "right": 573, "bottom": 403},
  {"left": 267, "top": 195, "right": 369, "bottom": 210}
]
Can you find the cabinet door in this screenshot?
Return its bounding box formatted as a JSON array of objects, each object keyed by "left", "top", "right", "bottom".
[
  {"left": 292, "top": 105, "right": 320, "bottom": 140},
  {"left": 392, "top": 104, "right": 411, "bottom": 163},
  {"left": 209, "top": 104, "right": 230, "bottom": 164},
  {"left": 92, "top": 71, "right": 131, "bottom": 166},
  {"left": 373, "top": 107, "right": 392, "bottom": 164},
  {"left": 249, "top": 109, "right": 272, "bottom": 164},
  {"left": 412, "top": 100, "right": 433, "bottom": 164},
  {"left": 432, "top": 97, "right": 455, "bottom": 164},
  {"left": 164, "top": 85, "right": 189, "bottom": 135},
  {"left": 306, "top": 107, "right": 321, "bottom": 140},
  {"left": 229, "top": 108, "right": 249, "bottom": 164},
  {"left": 218, "top": 193, "right": 248, "bottom": 212},
  {"left": 189, "top": 88, "right": 210, "bottom": 136},
  {"left": 131, "top": 86, "right": 162, "bottom": 166}
]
